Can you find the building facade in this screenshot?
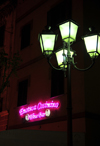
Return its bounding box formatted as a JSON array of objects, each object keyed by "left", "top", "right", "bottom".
[{"left": 0, "top": 0, "right": 100, "bottom": 145}]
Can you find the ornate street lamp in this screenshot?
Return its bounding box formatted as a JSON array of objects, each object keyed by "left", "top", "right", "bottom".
[{"left": 38, "top": 20, "right": 99, "bottom": 146}]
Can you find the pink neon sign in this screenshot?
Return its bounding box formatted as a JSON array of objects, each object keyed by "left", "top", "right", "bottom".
[{"left": 19, "top": 100, "right": 60, "bottom": 122}]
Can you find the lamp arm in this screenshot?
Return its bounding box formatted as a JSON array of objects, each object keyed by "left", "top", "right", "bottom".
[{"left": 72, "top": 58, "right": 95, "bottom": 71}]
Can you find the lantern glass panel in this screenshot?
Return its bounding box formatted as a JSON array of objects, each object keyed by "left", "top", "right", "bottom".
[
  {"left": 70, "top": 22, "right": 78, "bottom": 42},
  {"left": 40, "top": 37, "right": 43, "bottom": 52},
  {"left": 98, "top": 36, "right": 100, "bottom": 54},
  {"left": 59, "top": 22, "right": 70, "bottom": 42}
]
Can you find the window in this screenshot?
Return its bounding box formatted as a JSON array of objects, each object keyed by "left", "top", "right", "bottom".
[
  {"left": 0, "top": 98, "right": 3, "bottom": 112},
  {"left": 17, "top": 79, "right": 28, "bottom": 106},
  {"left": 21, "top": 23, "right": 31, "bottom": 50},
  {"left": 47, "top": 0, "right": 71, "bottom": 30},
  {"left": 51, "top": 69, "right": 64, "bottom": 98},
  {"left": 0, "top": 25, "right": 5, "bottom": 47},
  {"left": 0, "top": 66, "right": 1, "bottom": 80}
]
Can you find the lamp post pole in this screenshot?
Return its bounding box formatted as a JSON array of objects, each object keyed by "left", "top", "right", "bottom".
[{"left": 67, "top": 40, "right": 73, "bottom": 146}]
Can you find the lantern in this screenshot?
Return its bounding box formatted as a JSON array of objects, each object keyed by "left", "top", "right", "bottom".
[
  {"left": 55, "top": 48, "right": 74, "bottom": 68},
  {"left": 59, "top": 20, "right": 78, "bottom": 43},
  {"left": 39, "top": 30, "right": 57, "bottom": 56},
  {"left": 83, "top": 34, "right": 100, "bottom": 58}
]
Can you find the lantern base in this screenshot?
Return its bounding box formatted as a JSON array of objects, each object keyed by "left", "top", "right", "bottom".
[
  {"left": 88, "top": 51, "right": 99, "bottom": 59},
  {"left": 63, "top": 37, "right": 75, "bottom": 43}
]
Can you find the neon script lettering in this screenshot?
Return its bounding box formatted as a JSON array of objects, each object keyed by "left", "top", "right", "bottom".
[
  {"left": 37, "top": 101, "right": 59, "bottom": 110},
  {"left": 25, "top": 112, "right": 46, "bottom": 121},
  {"left": 19, "top": 101, "right": 60, "bottom": 116},
  {"left": 19, "top": 105, "right": 37, "bottom": 116}
]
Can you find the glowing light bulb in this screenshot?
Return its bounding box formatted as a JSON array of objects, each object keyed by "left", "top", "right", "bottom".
[
  {"left": 25, "top": 114, "right": 29, "bottom": 121},
  {"left": 45, "top": 109, "right": 50, "bottom": 117}
]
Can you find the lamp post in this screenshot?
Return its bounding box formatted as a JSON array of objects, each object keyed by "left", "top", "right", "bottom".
[{"left": 38, "top": 20, "right": 100, "bottom": 146}]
